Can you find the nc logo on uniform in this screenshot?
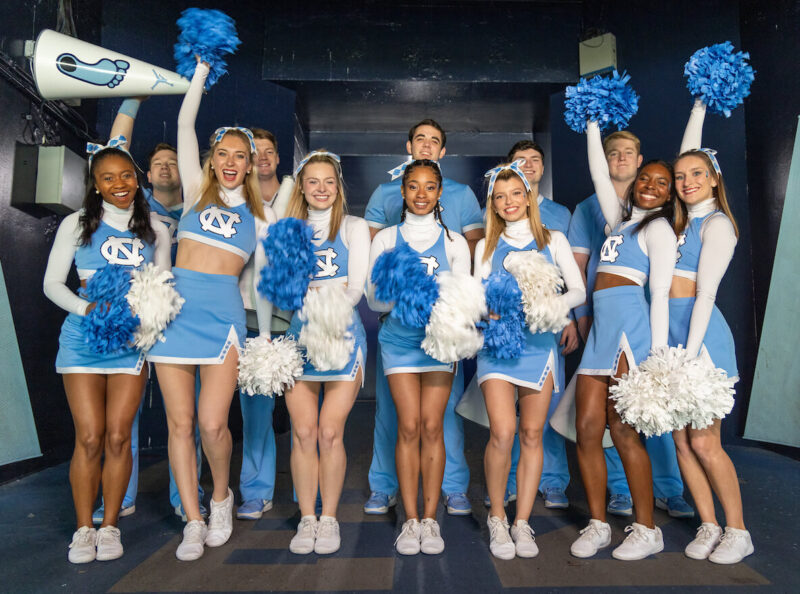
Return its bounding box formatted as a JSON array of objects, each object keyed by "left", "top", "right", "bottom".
[
  {"left": 199, "top": 206, "right": 241, "bottom": 238},
  {"left": 101, "top": 237, "right": 144, "bottom": 266},
  {"left": 600, "top": 234, "right": 624, "bottom": 263},
  {"left": 56, "top": 53, "right": 129, "bottom": 89},
  {"left": 676, "top": 233, "right": 686, "bottom": 261},
  {"left": 315, "top": 247, "right": 339, "bottom": 278},
  {"left": 419, "top": 255, "right": 440, "bottom": 275},
  {"left": 154, "top": 214, "right": 179, "bottom": 244}
]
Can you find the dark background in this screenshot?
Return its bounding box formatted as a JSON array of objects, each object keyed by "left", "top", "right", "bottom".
[{"left": 1, "top": 0, "right": 797, "bottom": 481}]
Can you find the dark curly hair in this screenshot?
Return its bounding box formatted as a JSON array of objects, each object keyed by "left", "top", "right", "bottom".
[
  {"left": 399, "top": 159, "right": 451, "bottom": 241},
  {"left": 621, "top": 159, "right": 677, "bottom": 234}
]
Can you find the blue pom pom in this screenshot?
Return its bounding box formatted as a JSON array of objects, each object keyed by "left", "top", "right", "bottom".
[
  {"left": 564, "top": 70, "right": 640, "bottom": 133},
  {"left": 371, "top": 242, "right": 439, "bottom": 328},
  {"left": 480, "top": 272, "right": 525, "bottom": 359},
  {"left": 174, "top": 8, "right": 241, "bottom": 89},
  {"left": 258, "top": 218, "right": 317, "bottom": 311},
  {"left": 80, "top": 265, "right": 138, "bottom": 354},
  {"left": 684, "top": 42, "right": 755, "bottom": 117}
]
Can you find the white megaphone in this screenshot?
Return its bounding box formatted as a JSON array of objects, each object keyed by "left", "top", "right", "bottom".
[
  {"left": 549, "top": 374, "right": 614, "bottom": 448},
  {"left": 32, "top": 29, "right": 190, "bottom": 100}
]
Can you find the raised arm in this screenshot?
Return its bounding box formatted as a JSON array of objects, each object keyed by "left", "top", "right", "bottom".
[
  {"left": 43, "top": 213, "right": 90, "bottom": 315},
  {"left": 587, "top": 121, "right": 623, "bottom": 231},
  {"left": 645, "top": 220, "right": 678, "bottom": 349},
  {"left": 109, "top": 98, "right": 143, "bottom": 152},
  {"left": 680, "top": 99, "right": 707, "bottom": 154},
  {"left": 344, "top": 217, "right": 371, "bottom": 307},
  {"left": 177, "top": 62, "right": 210, "bottom": 208}
]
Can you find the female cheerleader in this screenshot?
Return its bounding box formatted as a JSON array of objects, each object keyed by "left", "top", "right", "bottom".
[
  {"left": 367, "top": 160, "right": 471, "bottom": 555},
  {"left": 283, "top": 151, "right": 370, "bottom": 555},
  {"left": 571, "top": 120, "right": 678, "bottom": 561},
  {"left": 43, "top": 144, "right": 171, "bottom": 563},
  {"left": 476, "top": 164, "right": 585, "bottom": 559},
  {"left": 670, "top": 144, "right": 752, "bottom": 563},
  {"left": 146, "top": 61, "right": 275, "bottom": 561}
]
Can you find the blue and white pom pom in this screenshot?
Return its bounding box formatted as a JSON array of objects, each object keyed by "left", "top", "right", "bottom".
[
  {"left": 371, "top": 242, "right": 439, "bottom": 328},
  {"left": 258, "top": 217, "right": 317, "bottom": 311},
  {"left": 685, "top": 42, "right": 755, "bottom": 117},
  {"left": 81, "top": 264, "right": 138, "bottom": 354},
  {"left": 480, "top": 272, "right": 526, "bottom": 360},
  {"left": 564, "top": 70, "right": 639, "bottom": 133},
  {"left": 126, "top": 263, "right": 184, "bottom": 351},
  {"left": 174, "top": 8, "right": 241, "bottom": 89},
  {"left": 297, "top": 283, "right": 355, "bottom": 372},
  {"left": 504, "top": 250, "right": 570, "bottom": 333},
  {"left": 422, "top": 272, "right": 486, "bottom": 363},
  {"left": 238, "top": 335, "right": 305, "bottom": 397}
]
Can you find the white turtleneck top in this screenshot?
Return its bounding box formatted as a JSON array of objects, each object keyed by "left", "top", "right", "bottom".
[
  {"left": 366, "top": 211, "right": 471, "bottom": 313},
  {"left": 43, "top": 203, "right": 172, "bottom": 316},
  {"left": 473, "top": 218, "right": 586, "bottom": 311}
]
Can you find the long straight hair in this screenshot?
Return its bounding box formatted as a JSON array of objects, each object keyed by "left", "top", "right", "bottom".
[
  {"left": 672, "top": 150, "right": 739, "bottom": 238},
  {"left": 621, "top": 159, "right": 677, "bottom": 234},
  {"left": 483, "top": 168, "right": 550, "bottom": 262},
  {"left": 284, "top": 151, "right": 347, "bottom": 241}
]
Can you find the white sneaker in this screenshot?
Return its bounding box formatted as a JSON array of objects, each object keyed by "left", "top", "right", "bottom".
[
  {"left": 511, "top": 520, "right": 539, "bottom": 558},
  {"left": 487, "top": 516, "right": 515, "bottom": 560},
  {"left": 612, "top": 523, "right": 664, "bottom": 560},
  {"left": 205, "top": 488, "right": 234, "bottom": 547},
  {"left": 176, "top": 520, "right": 207, "bottom": 561},
  {"left": 290, "top": 515, "right": 317, "bottom": 554},
  {"left": 95, "top": 525, "right": 123, "bottom": 561},
  {"left": 708, "top": 527, "right": 754, "bottom": 564},
  {"left": 685, "top": 522, "right": 723, "bottom": 560},
  {"left": 420, "top": 518, "right": 444, "bottom": 555},
  {"left": 571, "top": 519, "right": 611, "bottom": 558},
  {"left": 395, "top": 519, "right": 421, "bottom": 555},
  {"left": 314, "top": 516, "right": 341, "bottom": 554},
  {"left": 68, "top": 526, "right": 96, "bottom": 564}
]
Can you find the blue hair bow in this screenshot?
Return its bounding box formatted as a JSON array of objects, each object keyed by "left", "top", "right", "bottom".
[
  {"left": 387, "top": 157, "right": 443, "bottom": 181},
  {"left": 699, "top": 148, "right": 722, "bottom": 175},
  {"left": 293, "top": 150, "right": 343, "bottom": 180},
  {"left": 484, "top": 159, "right": 531, "bottom": 198},
  {"left": 86, "top": 135, "right": 130, "bottom": 164},
  {"left": 212, "top": 127, "right": 256, "bottom": 154}
]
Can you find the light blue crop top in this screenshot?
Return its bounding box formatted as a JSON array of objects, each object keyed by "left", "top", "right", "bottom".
[
  {"left": 178, "top": 201, "right": 257, "bottom": 262},
  {"left": 75, "top": 220, "right": 155, "bottom": 275}
]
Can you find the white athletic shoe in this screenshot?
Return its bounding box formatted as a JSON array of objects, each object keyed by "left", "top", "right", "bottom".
[
  {"left": 395, "top": 519, "right": 421, "bottom": 555},
  {"left": 314, "top": 516, "right": 341, "bottom": 555},
  {"left": 570, "top": 519, "right": 611, "bottom": 558},
  {"left": 685, "top": 522, "right": 723, "bottom": 560},
  {"left": 289, "top": 515, "right": 317, "bottom": 554},
  {"left": 68, "top": 526, "right": 96, "bottom": 564},
  {"left": 487, "top": 516, "right": 515, "bottom": 560},
  {"left": 612, "top": 523, "right": 664, "bottom": 560},
  {"left": 511, "top": 520, "right": 539, "bottom": 558},
  {"left": 205, "top": 488, "right": 234, "bottom": 547},
  {"left": 708, "top": 527, "right": 754, "bottom": 564},
  {"left": 176, "top": 520, "right": 207, "bottom": 561},
  {"left": 95, "top": 525, "right": 123, "bottom": 561},
  {"left": 420, "top": 518, "right": 445, "bottom": 555}
]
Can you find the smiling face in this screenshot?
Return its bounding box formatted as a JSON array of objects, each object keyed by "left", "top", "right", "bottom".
[
  {"left": 211, "top": 133, "right": 252, "bottom": 189},
  {"left": 606, "top": 138, "right": 643, "bottom": 183},
  {"left": 510, "top": 148, "right": 544, "bottom": 186},
  {"left": 301, "top": 161, "right": 339, "bottom": 210},
  {"left": 674, "top": 154, "right": 717, "bottom": 205},
  {"left": 491, "top": 177, "right": 529, "bottom": 223},
  {"left": 147, "top": 148, "right": 180, "bottom": 193},
  {"left": 632, "top": 162, "right": 672, "bottom": 210},
  {"left": 406, "top": 124, "right": 446, "bottom": 161},
  {"left": 401, "top": 165, "right": 443, "bottom": 216},
  {"left": 93, "top": 153, "right": 138, "bottom": 210},
  {"left": 254, "top": 138, "right": 279, "bottom": 180}
]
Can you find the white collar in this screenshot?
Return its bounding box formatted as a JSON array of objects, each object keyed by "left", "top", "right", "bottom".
[{"left": 687, "top": 197, "right": 717, "bottom": 219}]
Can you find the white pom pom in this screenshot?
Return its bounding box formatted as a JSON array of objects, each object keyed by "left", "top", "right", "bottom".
[
  {"left": 504, "top": 250, "right": 570, "bottom": 333},
  {"left": 126, "top": 263, "right": 185, "bottom": 351},
  {"left": 238, "top": 335, "right": 305, "bottom": 396},
  {"left": 422, "top": 272, "right": 486, "bottom": 363},
  {"left": 297, "top": 283, "right": 355, "bottom": 371},
  {"left": 681, "top": 353, "right": 736, "bottom": 430}
]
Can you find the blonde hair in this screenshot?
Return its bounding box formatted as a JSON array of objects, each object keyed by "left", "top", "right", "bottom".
[
  {"left": 483, "top": 168, "right": 550, "bottom": 262},
  {"left": 285, "top": 151, "right": 347, "bottom": 241},
  {"left": 673, "top": 150, "right": 739, "bottom": 238},
  {"left": 603, "top": 130, "right": 641, "bottom": 156},
  {"left": 194, "top": 129, "right": 265, "bottom": 220}
]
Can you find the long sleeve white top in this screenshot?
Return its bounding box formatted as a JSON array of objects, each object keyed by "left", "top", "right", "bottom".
[{"left": 680, "top": 99, "right": 707, "bottom": 154}]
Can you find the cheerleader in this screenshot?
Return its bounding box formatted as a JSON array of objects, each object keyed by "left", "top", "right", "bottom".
[
  {"left": 146, "top": 61, "right": 275, "bottom": 561},
  {"left": 669, "top": 131, "right": 752, "bottom": 562},
  {"left": 282, "top": 151, "right": 370, "bottom": 555},
  {"left": 43, "top": 143, "right": 171, "bottom": 563},
  {"left": 476, "top": 163, "right": 585, "bottom": 559},
  {"left": 571, "top": 121, "right": 678, "bottom": 560},
  {"left": 367, "top": 159, "right": 471, "bottom": 555}
]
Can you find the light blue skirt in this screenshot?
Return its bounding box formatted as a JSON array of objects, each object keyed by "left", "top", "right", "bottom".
[
  {"left": 56, "top": 313, "right": 145, "bottom": 375},
  {"left": 477, "top": 329, "right": 559, "bottom": 391},
  {"left": 669, "top": 297, "right": 738, "bottom": 380},
  {"left": 378, "top": 316, "right": 454, "bottom": 375},
  {"left": 147, "top": 267, "right": 245, "bottom": 365},
  {"left": 578, "top": 285, "right": 651, "bottom": 376}
]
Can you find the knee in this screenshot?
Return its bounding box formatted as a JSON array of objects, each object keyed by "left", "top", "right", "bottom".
[
  {"left": 420, "top": 417, "right": 443, "bottom": 443},
  {"left": 689, "top": 434, "right": 721, "bottom": 464},
  {"left": 576, "top": 414, "right": 604, "bottom": 446},
  {"left": 317, "top": 424, "right": 341, "bottom": 452},
  {"left": 292, "top": 423, "right": 318, "bottom": 450},
  {"left": 397, "top": 417, "right": 420, "bottom": 443},
  {"left": 489, "top": 425, "right": 516, "bottom": 452},
  {"left": 608, "top": 419, "right": 639, "bottom": 449},
  {"left": 76, "top": 431, "right": 104, "bottom": 459},
  {"left": 198, "top": 418, "right": 228, "bottom": 444},
  {"left": 168, "top": 415, "right": 195, "bottom": 441},
  {"left": 104, "top": 428, "right": 131, "bottom": 458},
  {"left": 673, "top": 432, "right": 692, "bottom": 459},
  {"left": 519, "top": 425, "right": 543, "bottom": 450}
]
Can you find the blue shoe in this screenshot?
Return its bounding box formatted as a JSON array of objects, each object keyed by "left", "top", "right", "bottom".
[
  {"left": 92, "top": 502, "right": 136, "bottom": 525},
  {"left": 445, "top": 492, "right": 472, "bottom": 515},
  {"left": 483, "top": 490, "right": 515, "bottom": 508},
  {"left": 655, "top": 495, "right": 695, "bottom": 519},
  {"left": 236, "top": 498, "right": 273, "bottom": 520},
  {"left": 542, "top": 488, "right": 569, "bottom": 509},
  {"left": 174, "top": 502, "right": 208, "bottom": 522},
  {"left": 607, "top": 493, "right": 633, "bottom": 517},
  {"left": 363, "top": 491, "right": 397, "bottom": 515}
]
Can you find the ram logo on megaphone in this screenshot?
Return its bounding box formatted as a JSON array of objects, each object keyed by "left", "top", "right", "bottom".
[{"left": 33, "top": 29, "right": 189, "bottom": 100}]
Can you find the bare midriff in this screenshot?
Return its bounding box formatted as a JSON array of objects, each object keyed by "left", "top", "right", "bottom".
[
  {"left": 669, "top": 275, "right": 697, "bottom": 299},
  {"left": 594, "top": 271, "right": 639, "bottom": 292},
  {"left": 175, "top": 238, "right": 245, "bottom": 277}
]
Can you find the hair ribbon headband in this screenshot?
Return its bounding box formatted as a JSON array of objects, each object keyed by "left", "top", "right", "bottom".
[
  {"left": 699, "top": 148, "right": 722, "bottom": 175},
  {"left": 86, "top": 135, "right": 131, "bottom": 164},
  {"left": 212, "top": 127, "right": 257, "bottom": 154},
  {"left": 484, "top": 159, "right": 531, "bottom": 198},
  {"left": 293, "top": 150, "right": 343, "bottom": 180}
]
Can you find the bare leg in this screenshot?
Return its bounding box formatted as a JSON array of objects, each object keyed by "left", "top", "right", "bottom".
[
  {"left": 389, "top": 373, "right": 422, "bottom": 520},
  {"left": 674, "top": 428, "right": 718, "bottom": 524},
  {"left": 285, "top": 380, "right": 321, "bottom": 518},
  {"left": 514, "top": 376, "right": 553, "bottom": 525},
  {"left": 482, "top": 379, "right": 517, "bottom": 521},
  {"left": 575, "top": 373, "right": 610, "bottom": 522},
  {"left": 419, "top": 371, "right": 453, "bottom": 520}
]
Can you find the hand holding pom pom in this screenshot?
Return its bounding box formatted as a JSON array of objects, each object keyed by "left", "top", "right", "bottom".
[
  {"left": 238, "top": 335, "right": 305, "bottom": 397},
  {"left": 258, "top": 218, "right": 317, "bottom": 311},
  {"left": 480, "top": 272, "right": 526, "bottom": 360},
  {"left": 174, "top": 8, "right": 241, "bottom": 89},
  {"left": 564, "top": 70, "right": 639, "bottom": 133},
  {"left": 684, "top": 42, "right": 755, "bottom": 117},
  {"left": 81, "top": 265, "right": 138, "bottom": 354},
  {"left": 423, "top": 272, "right": 486, "bottom": 363},
  {"left": 126, "top": 263, "right": 184, "bottom": 351}
]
